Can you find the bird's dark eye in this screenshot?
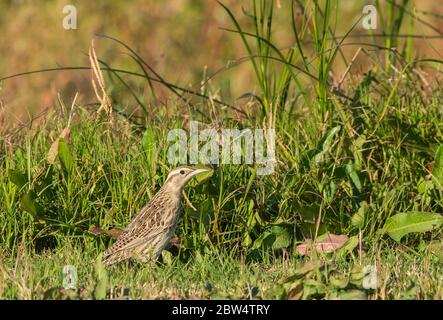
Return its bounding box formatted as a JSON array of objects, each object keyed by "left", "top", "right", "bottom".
[{"left": 180, "top": 170, "right": 185, "bottom": 175}]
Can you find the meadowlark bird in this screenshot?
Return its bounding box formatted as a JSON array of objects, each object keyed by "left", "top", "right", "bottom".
[{"left": 102, "top": 166, "right": 210, "bottom": 267}]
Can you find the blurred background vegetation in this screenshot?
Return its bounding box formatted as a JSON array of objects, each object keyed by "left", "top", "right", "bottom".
[{"left": 1, "top": 0, "right": 442, "bottom": 128}]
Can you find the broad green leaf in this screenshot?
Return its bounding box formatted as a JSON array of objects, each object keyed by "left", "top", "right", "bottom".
[
  {"left": 193, "top": 165, "right": 214, "bottom": 184},
  {"left": 142, "top": 127, "right": 156, "bottom": 155},
  {"left": 351, "top": 134, "right": 366, "bottom": 171},
  {"left": 384, "top": 211, "right": 443, "bottom": 242},
  {"left": 14, "top": 148, "right": 26, "bottom": 167},
  {"left": 161, "top": 250, "right": 174, "bottom": 265},
  {"left": 432, "top": 145, "right": 443, "bottom": 188},
  {"left": 331, "top": 289, "right": 367, "bottom": 300},
  {"left": 329, "top": 276, "right": 349, "bottom": 289},
  {"left": 94, "top": 253, "right": 108, "bottom": 300},
  {"left": 326, "top": 180, "right": 337, "bottom": 202},
  {"left": 285, "top": 261, "right": 321, "bottom": 282},
  {"left": 322, "top": 126, "right": 341, "bottom": 152},
  {"left": 302, "top": 279, "right": 326, "bottom": 299},
  {"left": 313, "top": 126, "right": 341, "bottom": 164},
  {"left": 21, "top": 192, "right": 38, "bottom": 216},
  {"left": 336, "top": 235, "right": 359, "bottom": 257},
  {"left": 351, "top": 201, "right": 368, "bottom": 228},
  {"left": 270, "top": 223, "right": 292, "bottom": 249},
  {"left": 142, "top": 127, "right": 157, "bottom": 174},
  {"left": 246, "top": 200, "right": 256, "bottom": 229},
  {"left": 346, "top": 163, "right": 362, "bottom": 192},
  {"left": 20, "top": 192, "right": 43, "bottom": 218},
  {"left": 242, "top": 233, "right": 253, "bottom": 248},
  {"left": 417, "top": 178, "right": 433, "bottom": 195},
  {"left": 7, "top": 169, "right": 27, "bottom": 188},
  {"left": 349, "top": 265, "right": 366, "bottom": 286},
  {"left": 58, "top": 139, "right": 74, "bottom": 175},
  {"left": 251, "top": 231, "right": 275, "bottom": 250}
]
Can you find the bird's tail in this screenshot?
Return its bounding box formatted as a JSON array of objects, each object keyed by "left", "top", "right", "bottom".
[{"left": 102, "top": 250, "right": 131, "bottom": 268}]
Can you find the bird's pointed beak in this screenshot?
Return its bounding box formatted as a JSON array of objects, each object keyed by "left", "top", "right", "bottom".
[{"left": 189, "top": 168, "right": 211, "bottom": 177}]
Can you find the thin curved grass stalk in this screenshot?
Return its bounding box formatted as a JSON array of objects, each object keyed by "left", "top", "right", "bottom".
[
  {"left": 96, "top": 58, "right": 148, "bottom": 118},
  {"left": 0, "top": 66, "right": 245, "bottom": 118}
]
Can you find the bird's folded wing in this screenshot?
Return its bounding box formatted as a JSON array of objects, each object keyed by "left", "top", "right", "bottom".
[{"left": 104, "top": 225, "right": 166, "bottom": 255}]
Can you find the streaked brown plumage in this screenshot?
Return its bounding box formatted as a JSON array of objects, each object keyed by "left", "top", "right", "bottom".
[{"left": 102, "top": 167, "right": 209, "bottom": 267}]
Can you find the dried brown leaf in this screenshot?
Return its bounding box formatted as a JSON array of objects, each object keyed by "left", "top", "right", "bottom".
[
  {"left": 89, "top": 226, "right": 105, "bottom": 236},
  {"left": 47, "top": 127, "right": 71, "bottom": 164},
  {"left": 89, "top": 226, "right": 122, "bottom": 240},
  {"left": 106, "top": 228, "right": 123, "bottom": 240},
  {"left": 296, "top": 234, "right": 349, "bottom": 256}
]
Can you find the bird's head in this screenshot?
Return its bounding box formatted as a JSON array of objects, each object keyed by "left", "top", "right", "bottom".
[{"left": 163, "top": 166, "right": 211, "bottom": 195}]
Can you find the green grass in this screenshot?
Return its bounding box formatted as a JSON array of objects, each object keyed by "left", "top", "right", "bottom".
[
  {"left": 1, "top": 0, "right": 443, "bottom": 300},
  {"left": 1, "top": 239, "right": 442, "bottom": 299},
  {"left": 0, "top": 95, "right": 441, "bottom": 299}
]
